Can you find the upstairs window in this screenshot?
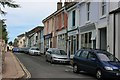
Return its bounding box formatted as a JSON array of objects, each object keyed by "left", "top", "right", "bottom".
[
  {"left": 72, "top": 10, "right": 76, "bottom": 26},
  {"left": 101, "top": 0, "right": 106, "bottom": 16},
  {"left": 87, "top": 2, "right": 90, "bottom": 21}
]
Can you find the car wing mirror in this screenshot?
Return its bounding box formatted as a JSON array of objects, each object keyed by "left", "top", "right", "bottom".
[
  {"left": 47, "top": 51, "right": 51, "bottom": 54},
  {"left": 91, "top": 58, "right": 96, "bottom": 61}
]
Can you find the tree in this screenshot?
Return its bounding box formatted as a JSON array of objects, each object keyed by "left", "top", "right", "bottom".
[
  {"left": 0, "top": 0, "right": 20, "bottom": 15},
  {"left": 0, "top": 19, "right": 8, "bottom": 43},
  {"left": 0, "top": 0, "right": 20, "bottom": 43}
]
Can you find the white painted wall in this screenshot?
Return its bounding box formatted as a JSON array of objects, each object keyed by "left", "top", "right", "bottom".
[{"left": 68, "top": 6, "right": 79, "bottom": 31}]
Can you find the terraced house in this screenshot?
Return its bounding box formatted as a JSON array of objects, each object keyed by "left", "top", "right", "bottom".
[
  {"left": 43, "top": 0, "right": 120, "bottom": 60},
  {"left": 42, "top": 1, "right": 75, "bottom": 53},
  {"left": 25, "top": 26, "right": 44, "bottom": 51}
]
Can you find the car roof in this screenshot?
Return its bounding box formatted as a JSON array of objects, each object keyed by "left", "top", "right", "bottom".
[
  {"left": 79, "top": 48, "right": 110, "bottom": 54},
  {"left": 47, "top": 48, "right": 64, "bottom": 51}
]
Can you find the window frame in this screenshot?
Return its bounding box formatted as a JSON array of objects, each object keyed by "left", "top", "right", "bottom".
[
  {"left": 100, "top": 0, "right": 106, "bottom": 18},
  {"left": 86, "top": 2, "right": 90, "bottom": 21},
  {"left": 72, "top": 10, "right": 76, "bottom": 27}
]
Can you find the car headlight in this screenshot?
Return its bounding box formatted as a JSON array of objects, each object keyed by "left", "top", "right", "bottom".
[{"left": 105, "top": 66, "right": 113, "bottom": 71}]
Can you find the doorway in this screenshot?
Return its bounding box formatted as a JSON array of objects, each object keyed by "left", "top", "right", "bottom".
[{"left": 99, "top": 27, "right": 107, "bottom": 50}]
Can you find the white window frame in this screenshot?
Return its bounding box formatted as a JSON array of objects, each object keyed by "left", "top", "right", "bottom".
[
  {"left": 100, "top": 0, "right": 107, "bottom": 19},
  {"left": 86, "top": 2, "right": 90, "bottom": 21}
]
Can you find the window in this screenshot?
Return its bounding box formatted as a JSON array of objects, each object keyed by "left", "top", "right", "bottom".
[
  {"left": 101, "top": 0, "right": 106, "bottom": 16},
  {"left": 72, "top": 10, "right": 76, "bottom": 26},
  {"left": 88, "top": 52, "right": 96, "bottom": 59},
  {"left": 81, "top": 32, "right": 92, "bottom": 48},
  {"left": 87, "top": 2, "right": 90, "bottom": 21},
  {"left": 80, "top": 51, "right": 89, "bottom": 59},
  {"left": 76, "top": 50, "right": 82, "bottom": 57},
  {"left": 85, "top": 33, "right": 87, "bottom": 44},
  {"left": 89, "top": 32, "right": 92, "bottom": 43},
  {"left": 36, "top": 36, "right": 38, "bottom": 41}
]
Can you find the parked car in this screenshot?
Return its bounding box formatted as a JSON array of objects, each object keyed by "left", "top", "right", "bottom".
[
  {"left": 29, "top": 47, "right": 41, "bottom": 55},
  {"left": 23, "top": 47, "right": 30, "bottom": 54},
  {"left": 73, "top": 49, "right": 120, "bottom": 79},
  {"left": 12, "top": 47, "right": 20, "bottom": 53},
  {"left": 19, "top": 48, "right": 25, "bottom": 53},
  {"left": 45, "top": 48, "right": 70, "bottom": 64}
]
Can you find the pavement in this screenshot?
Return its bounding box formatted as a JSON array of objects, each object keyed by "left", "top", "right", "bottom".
[{"left": 2, "top": 51, "right": 30, "bottom": 80}]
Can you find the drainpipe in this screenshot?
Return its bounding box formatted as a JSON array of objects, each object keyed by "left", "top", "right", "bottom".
[{"left": 113, "top": 13, "right": 116, "bottom": 58}]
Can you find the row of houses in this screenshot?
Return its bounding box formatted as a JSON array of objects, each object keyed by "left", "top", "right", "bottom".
[
  {"left": 16, "top": 0, "right": 120, "bottom": 59},
  {"left": 16, "top": 26, "right": 44, "bottom": 53},
  {"left": 42, "top": 0, "right": 120, "bottom": 59}
]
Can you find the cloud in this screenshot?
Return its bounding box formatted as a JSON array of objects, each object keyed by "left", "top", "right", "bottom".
[{"left": 5, "top": 1, "right": 58, "bottom": 41}]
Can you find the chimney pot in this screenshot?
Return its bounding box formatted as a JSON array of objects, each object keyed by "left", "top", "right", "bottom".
[{"left": 57, "top": 2, "right": 62, "bottom": 10}]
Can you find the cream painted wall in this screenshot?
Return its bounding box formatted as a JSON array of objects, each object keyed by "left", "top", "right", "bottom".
[{"left": 18, "top": 36, "right": 25, "bottom": 48}]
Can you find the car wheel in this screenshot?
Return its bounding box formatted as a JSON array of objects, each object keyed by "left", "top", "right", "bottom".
[
  {"left": 96, "top": 69, "right": 102, "bottom": 80},
  {"left": 73, "top": 64, "right": 79, "bottom": 73}
]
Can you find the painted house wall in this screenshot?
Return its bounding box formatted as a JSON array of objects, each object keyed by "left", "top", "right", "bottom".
[
  {"left": 56, "top": 10, "right": 68, "bottom": 52},
  {"left": 68, "top": 6, "right": 79, "bottom": 31},
  {"left": 18, "top": 36, "right": 25, "bottom": 48},
  {"left": 40, "top": 29, "right": 44, "bottom": 53}
]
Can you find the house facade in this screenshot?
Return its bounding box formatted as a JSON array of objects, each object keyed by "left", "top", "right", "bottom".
[
  {"left": 43, "top": 15, "right": 54, "bottom": 52},
  {"left": 66, "top": 1, "right": 120, "bottom": 60},
  {"left": 17, "top": 34, "right": 25, "bottom": 48},
  {"left": 66, "top": 2, "right": 79, "bottom": 58},
  {"left": 25, "top": 26, "right": 44, "bottom": 50},
  {"left": 43, "top": 2, "right": 70, "bottom": 52},
  {"left": 109, "top": 2, "right": 120, "bottom": 59},
  {"left": 42, "top": 1, "right": 120, "bottom": 59}
]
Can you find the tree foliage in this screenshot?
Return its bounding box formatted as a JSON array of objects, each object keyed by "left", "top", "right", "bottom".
[
  {"left": 0, "top": 19, "right": 8, "bottom": 43},
  {"left": 0, "top": 0, "right": 20, "bottom": 15},
  {"left": 0, "top": 0, "right": 20, "bottom": 43}
]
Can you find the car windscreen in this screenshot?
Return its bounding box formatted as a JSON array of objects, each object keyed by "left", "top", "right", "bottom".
[
  {"left": 97, "top": 53, "right": 119, "bottom": 62},
  {"left": 31, "top": 48, "right": 39, "bottom": 50},
  {"left": 52, "top": 50, "right": 67, "bottom": 55}
]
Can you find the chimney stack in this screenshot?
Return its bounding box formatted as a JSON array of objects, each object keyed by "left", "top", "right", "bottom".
[
  {"left": 64, "top": 0, "right": 72, "bottom": 6},
  {"left": 57, "top": 0, "right": 62, "bottom": 10}
]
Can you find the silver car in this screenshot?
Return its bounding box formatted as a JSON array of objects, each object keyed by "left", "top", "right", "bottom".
[
  {"left": 29, "top": 47, "right": 41, "bottom": 55},
  {"left": 45, "top": 48, "right": 70, "bottom": 64}
]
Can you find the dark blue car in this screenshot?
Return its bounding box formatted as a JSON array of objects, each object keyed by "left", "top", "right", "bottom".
[
  {"left": 73, "top": 49, "right": 120, "bottom": 79},
  {"left": 12, "top": 47, "right": 20, "bottom": 53}
]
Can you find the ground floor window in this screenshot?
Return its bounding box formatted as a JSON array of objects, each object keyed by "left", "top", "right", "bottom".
[
  {"left": 58, "top": 34, "right": 66, "bottom": 51},
  {"left": 81, "top": 32, "right": 92, "bottom": 48}
]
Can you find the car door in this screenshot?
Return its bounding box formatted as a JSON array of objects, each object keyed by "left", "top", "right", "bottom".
[
  {"left": 46, "top": 50, "right": 51, "bottom": 61},
  {"left": 86, "top": 51, "right": 98, "bottom": 74},
  {"left": 73, "top": 50, "right": 82, "bottom": 64},
  {"left": 78, "top": 50, "right": 89, "bottom": 71}
]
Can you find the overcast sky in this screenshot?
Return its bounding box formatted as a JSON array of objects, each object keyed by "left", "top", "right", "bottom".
[
  {"left": 3, "top": 0, "right": 62, "bottom": 42},
  {"left": 3, "top": 0, "right": 119, "bottom": 42}
]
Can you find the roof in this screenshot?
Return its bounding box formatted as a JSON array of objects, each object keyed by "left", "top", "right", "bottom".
[
  {"left": 42, "top": 2, "right": 78, "bottom": 23},
  {"left": 26, "top": 26, "right": 44, "bottom": 37},
  {"left": 17, "top": 33, "right": 25, "bottom": 38},
  {"left": 109, "top": 7, "right": 120, "bottom": 14},
  {"left": 79, "top": 48, "right": 109, "bottom": 54}
]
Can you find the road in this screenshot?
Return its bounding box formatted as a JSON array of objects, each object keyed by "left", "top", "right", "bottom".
[{"left": 14, "top": 52, "right": 97, "bottom": 79}]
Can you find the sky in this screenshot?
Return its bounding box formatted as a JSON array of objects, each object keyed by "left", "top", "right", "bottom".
[
  {"left": 3, "top": 0, "right": 119, "bottom": 42},
  {"left": 3, "top": 0, "right": 62, "bottom": 42}
]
